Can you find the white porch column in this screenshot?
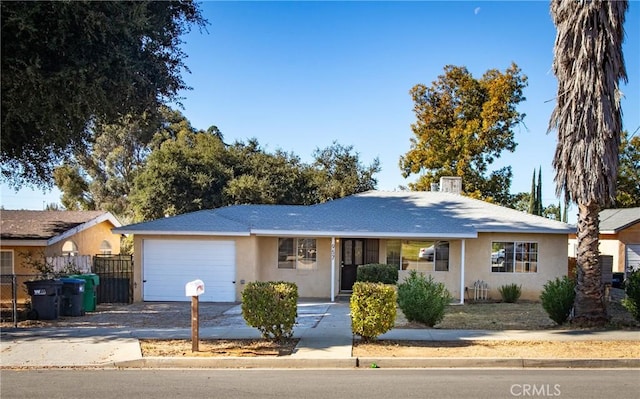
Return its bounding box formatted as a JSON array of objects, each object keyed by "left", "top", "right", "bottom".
[
  {"left": 460, "top": 239, "right": 466, "bottom": 304},
  {"left": 331, "top": 237, "right": 336, "bottom": 302}
]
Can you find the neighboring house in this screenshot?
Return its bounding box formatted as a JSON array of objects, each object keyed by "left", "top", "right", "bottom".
[
  {"left": 114, "top": 189, "right": 573, "bottom": 304},
  {"left": 1, "top": 210, "right": 122, "bottom": 302},
  {"left": 568, "top": 207, "right": 640, "bottom": 273}
]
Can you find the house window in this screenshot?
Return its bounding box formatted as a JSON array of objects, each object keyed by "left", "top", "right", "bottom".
[
  {"left": 386, "top": 240, "right": 449, "bottom": 272},
  {"left": 99, "top": 240, "right": 112, "bottom": 255},
  {"left": 62, "top": 240, "right": 79, "bottom": 256},
  {"left": 278, "top": 238, "right": 317, "bottom": 270},
  {"left": 491, "top": 242, "right": 538, "bottom": 273},
  {"left": 1, "top": 250, "right": 14, "bottom": 284}
]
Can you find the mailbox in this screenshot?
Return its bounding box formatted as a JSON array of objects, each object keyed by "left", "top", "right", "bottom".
[{"left": 185, "top": 279, "right": 205, "bottom": 297}]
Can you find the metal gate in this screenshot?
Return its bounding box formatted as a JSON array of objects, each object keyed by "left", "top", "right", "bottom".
[{"left": 93, "top": 254, "right": 133, "bottom": 304}]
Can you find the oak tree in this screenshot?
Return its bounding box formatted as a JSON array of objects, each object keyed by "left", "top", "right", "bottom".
[
  {"left": 1, "top": 1, "right": 206, "bottom": 188},
  {"left": 400, "top": 64, "right": 527, "bottom": 204}
]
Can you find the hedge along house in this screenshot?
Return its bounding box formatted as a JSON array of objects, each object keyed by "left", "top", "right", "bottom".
[{"left": 114, "top": 188, "right": 573, "bottom": 304}]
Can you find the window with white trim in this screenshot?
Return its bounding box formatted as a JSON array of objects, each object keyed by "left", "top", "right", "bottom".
[
  {"left": 62, "top": 240, "right": 78, "bottom": 256},
  {"left": 491, "top": 241, "right": 538, "bottom": 273},
  {"left": 386, "top": 240, "right": 449, "bottom": 272},
  {"left": 99, "top": 240, "right": 112, "bottom": 255},
  {"left": 278, "top": 238, "right": 317, "bottom": 270}
]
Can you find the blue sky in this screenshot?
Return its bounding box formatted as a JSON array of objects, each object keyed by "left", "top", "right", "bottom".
[{"left": 2, "top": 1, "right": 638, "bottom": 224}]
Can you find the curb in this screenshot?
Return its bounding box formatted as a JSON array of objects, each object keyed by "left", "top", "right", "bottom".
[
  {"left": 115, "top": 357, "right": 357, "bottom": 369},
  {"left": 113, "top": 357, "right": 640, "bottom": 369},
  {"left": 356, "top": 357, "right": 640, "bottom": 369}
]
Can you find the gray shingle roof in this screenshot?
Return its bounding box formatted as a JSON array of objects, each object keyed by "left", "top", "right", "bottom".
[
  {"left": 0, "top": 210, "right": 110, "bottom": 240},
  {"left": 114, "top": 191, "right": 574, "bottom": 237},
  {"left": 599, "top": 207, "right": 640, "bottom": 232}
]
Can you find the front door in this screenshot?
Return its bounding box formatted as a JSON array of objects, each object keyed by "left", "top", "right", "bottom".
[{"left": 341, "top": 239, "right": 365, "bottom": 291}]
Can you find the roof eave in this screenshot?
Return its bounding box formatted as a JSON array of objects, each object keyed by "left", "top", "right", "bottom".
[
  {"left": 250, "top": 229, "right": 478, "bottom": 239},
  {"left": 111, "top": 229, "right": 250, "bottom": 237},
  {"left": 0, "top": 239, "right": 49, "bottom": 247},
  {"left": 48, "top": 213, "right": 123, "bottom": 246}
]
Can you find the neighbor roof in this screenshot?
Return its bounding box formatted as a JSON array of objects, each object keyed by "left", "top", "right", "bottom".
[
  {"left": 599, "top": 207, "right": 640, "bottom": 233},
  {"left": 0, "top": 210, "right": 121, "bottom": 245},
  {"left": 113, "top": 191, "right": 573, "bottom": 238}
]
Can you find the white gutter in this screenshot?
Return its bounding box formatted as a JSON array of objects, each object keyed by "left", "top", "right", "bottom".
[
  {"left": 250, "top": 229, "right": 477, "bottom": 239},
  {"left": 111, "top": 230, "right": 251, "bottom": 237},
  {"left": 460, "top": 239, "right": 466, "bottom": 305}
]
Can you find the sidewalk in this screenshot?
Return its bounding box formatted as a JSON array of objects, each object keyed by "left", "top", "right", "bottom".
[{"left": 1, "top": 301, "right": 639, "bottom": 369}]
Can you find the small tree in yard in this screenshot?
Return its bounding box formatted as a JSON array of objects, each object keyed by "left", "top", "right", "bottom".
[
  {"left": 350, "top": 282, "right": 396, "bottom": 342},
  {"left": 622, "top": 269, "right": 640, "bottom": 322},
  {"left": 241, "top": 281, "right": 298, "bottom": 342},
  {"left": 397, "top": 270, "right": 452, "bottom": 327},
  {"left": 540, "top": 276, "right": 576, "bottom": 325}
]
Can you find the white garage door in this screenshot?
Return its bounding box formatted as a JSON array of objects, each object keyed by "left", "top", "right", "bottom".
[
  {"left": 627, "top": 244, "right": 640, "bottom": 272},
  {"left": 143, "top": 239, "right": 236, "bottom": 302}
]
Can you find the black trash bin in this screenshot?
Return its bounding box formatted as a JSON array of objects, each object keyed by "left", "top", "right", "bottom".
[
  {"left": 25, "top": 280, "right": 63, "bottom": 320},
  {"left": 60, "top": 278, "right": 85, "bottom": 316}
]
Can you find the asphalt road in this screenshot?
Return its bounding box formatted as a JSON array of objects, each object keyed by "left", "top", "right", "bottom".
[{"left": 2, "top": 369, "right": 639, "bottom": 399}]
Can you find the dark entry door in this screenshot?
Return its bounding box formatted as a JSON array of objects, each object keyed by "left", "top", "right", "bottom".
[{"left": 341, "top": 239, "right": 365, "bottom": 291}]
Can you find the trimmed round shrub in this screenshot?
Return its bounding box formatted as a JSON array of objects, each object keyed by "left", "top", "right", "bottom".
[
  {"left": 356, "top": 263, "right": 399, "bottom": 284},
  {"left": 397, "top": 270, "right": 452, "bottom": 327},
  {"left": 498, "top": 283, "right": 522, "bottom": 303},
  {"left": 540, "top": 276, "right": 575, "bottom": 325},
  {"left": 241, "top": 281, "right": 298, "bottom": 342},
  {"left": 350, "top": 282, "right": 397, "bottom": 342},
  {"left": 622, "top": 269, "right": 640, "bottom": 322}
]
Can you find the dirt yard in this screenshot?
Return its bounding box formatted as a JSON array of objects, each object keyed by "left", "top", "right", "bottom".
[{"left": 138, "top": 300, "right": 639, "bottom": 358}]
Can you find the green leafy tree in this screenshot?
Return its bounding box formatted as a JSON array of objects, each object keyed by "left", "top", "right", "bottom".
[
  {"left": 615, "top": 132, "right": 640, "bottom": 207},
  {"left": 509, "top": 192, "right": 532, "bottom": 212},
  {"left": 311, "top": 142, "right": 381, "bottom": 202},
  {"left": 400, "top": 64, "right": 527, "bottom": 203},
  {"left": 536, "top": 166, "right": 543, "bottom": 215},
  {"left": 549, "top": 0, "right": 628, "bottom": 326},
  {"left": 224, "top": 140, "right": 316, "bottom": 205},
  {"left": 528, "top": 170, "right": 537, "bottom": 214},
  {"left": 543, "top": 203, "right": 562, "bottom": 221},
  {"left": 53, "top": 107, "right": 192, "bottom": 219},
  {"left": 1, "top": 1, "right": 206, "bottom": 188},
  {"left": 130, "top": 128, "right": 232, "bottom": 220}
]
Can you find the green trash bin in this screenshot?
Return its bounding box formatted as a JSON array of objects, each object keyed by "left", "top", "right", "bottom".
[{"left": 69, "top": 274, "right": 100, "bottom": 312}]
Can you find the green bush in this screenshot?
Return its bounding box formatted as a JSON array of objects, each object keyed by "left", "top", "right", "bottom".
[
  {"left": 350, "top": 282, "right": 397, "bottom": 342},
  {"left": 540, "top": 276, "right": 575, "bottom": 325},
  {"left": 356, "top": 263, "right": 399, "bottom": 284},
  {"left": 498, "top": 283, "right": 522, "bottom": 303},
  {"left": 622, "top": 269, "right": 640, "bottom": 322},
  {"left": 241, "top": 281, "right": 298, "bottom": 342},
  {"left": 397, "top": 270, "right": 452, "bottom": 327}
]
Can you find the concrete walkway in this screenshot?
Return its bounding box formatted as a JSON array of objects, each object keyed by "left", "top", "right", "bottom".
[{"left": 1, "top": 301, "right": 639, "bottom": 369}]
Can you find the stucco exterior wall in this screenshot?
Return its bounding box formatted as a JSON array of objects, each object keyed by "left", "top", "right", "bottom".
[
  {"left": 256, "top": 236, "right": 333, "bottom": 298},
  {"left": 130, "top": 231, "right": 568, "bottom": 303},
  {"left": 46, "top": 221, "right": 121, "bottom": 257},
  {"left": 569, "top": 222, "right": 640, "bottom": 273},
  {"left": 462, "top": 233, "right": 568, "bottom": 301},
  {"left": 131, "top": 234, "right": 256, "bottom": 302},
  {"left": 0, "top": 245, "right": 44, "bottom": 302}
]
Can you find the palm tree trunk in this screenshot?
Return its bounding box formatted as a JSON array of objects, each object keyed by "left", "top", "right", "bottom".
[{"left": 572, "top": 201, "right": 608, "bottom": 326}]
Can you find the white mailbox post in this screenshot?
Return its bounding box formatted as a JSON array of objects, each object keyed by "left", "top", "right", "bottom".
[{"left": 185, "top": 279, "right": 205, "bottom": 351}]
